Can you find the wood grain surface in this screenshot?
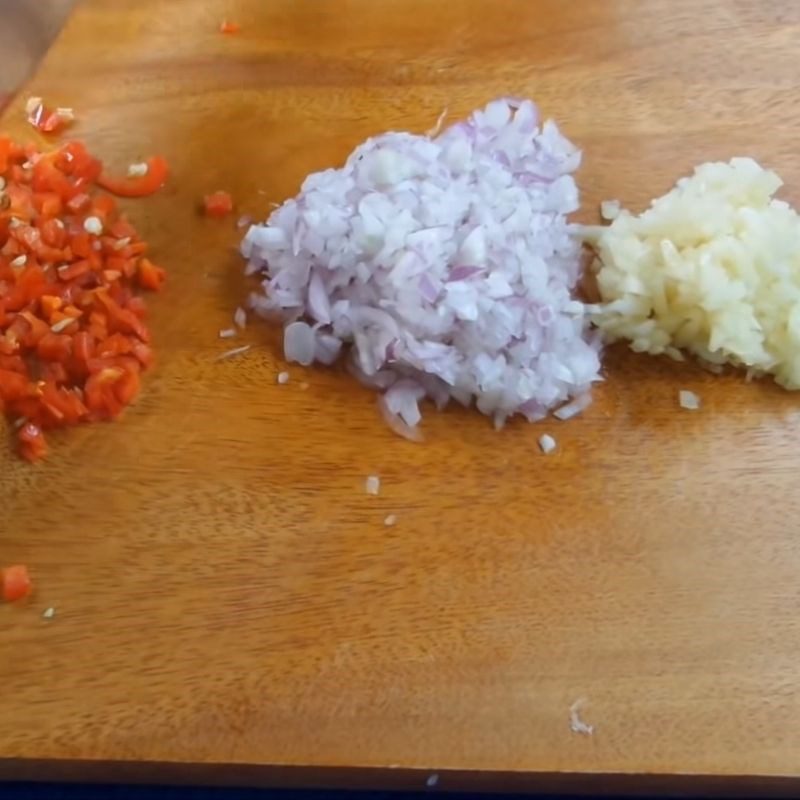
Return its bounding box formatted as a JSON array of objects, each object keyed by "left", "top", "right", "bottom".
[{"left": 3, "top": 0, "right": 800, "bottom": 792}]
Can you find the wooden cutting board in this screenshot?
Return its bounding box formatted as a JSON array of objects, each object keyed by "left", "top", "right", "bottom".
[{"left": 3, "top": 0, "right": 800, "bottom": 793}]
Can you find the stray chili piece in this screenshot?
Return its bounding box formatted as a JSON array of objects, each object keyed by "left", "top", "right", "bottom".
[
  {"left": 26, "top": 97, "right": 74, "bottom": 135},
  {"left": 1, "top": 564, "right": 32, "bottom": 602},
  {"left": 96, "top": 155, "right": 169, "bottom": 198},
  {"left": 204, "top": 190, "right": 234, "bottom": 218}
]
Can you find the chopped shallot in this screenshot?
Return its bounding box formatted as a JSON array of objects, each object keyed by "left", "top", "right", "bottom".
[
  {"left": 277, "top": 371, "right": 290, "bottom": 384},
  {"left": 365, "top": 475, "right": 381, "bottom": 495},
  {"left": 242, "top": 98, "right": 600, "bottom": 435},
  {"left": 283, "top": 320, "right": 315, "bottom": 366},
  {"left": 538, "top": 433, "right": 557, "bottom": 454},
  {"left": 377, "top": 394, "right": 425, "bottom": 443},
  {"left": 553, "top": 393, "right": 592, "bottom": 421}
]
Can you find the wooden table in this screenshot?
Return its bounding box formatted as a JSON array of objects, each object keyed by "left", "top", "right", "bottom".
[{"left": 2, "top": 0, "right": 800, "bottom": 794}]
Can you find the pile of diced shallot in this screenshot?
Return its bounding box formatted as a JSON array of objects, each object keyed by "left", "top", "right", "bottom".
[{"left": 241, "top": 98, "right": 601, "bottom": 437}]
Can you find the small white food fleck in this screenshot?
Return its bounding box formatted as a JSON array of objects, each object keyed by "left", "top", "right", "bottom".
[
  {"left": 83, "top": 216, "right": 103, "bottom": 235},
  {"left": 215, "top": 345, "right": 251, "bottom": 361},
  {"left": 51, "top": 317, "right": 75, "bottom": 333},
  {"left": 25, "top": 96, "right": 42, "bottom": 115},
  {"left": 0, "top": 177, "right": 6, "bottom": 190},
  {"left": 600, "top": 199, "right": 621, "bottom": 221},
  {"left": 538, "top": 433, "right": 557, "bottom": 454},
  {"left": 127, "top": 162, "right": 149, "bottom": 177},
  {"left": 218, "top": 328, "right": 237, "bottom": 339},
  {"left": 426, "top": 106, "right": 448, "bottom": 137},
  {"left": 10, "top": 254, "right": 27, "bottom": 268},
  {"left": 42, "top": 607, "right": 56, "bottom": 620},
  {"left": 277, "top": 371, "right": 290, "bottom": 384},
  {"left": 426, "top": 773, "right": 439, "bottom": 788},
  {"left": 365, "top": 475, "right": 381, "bottom": 495},
  {"left": 569, "top": 698, "right": 594, "bottom": 736},
  {"left": 233, "top": 306, "right": 247, "bottom": 329},
  {"left": 679, "top": 389, "right": 701, "bottom": 410},
  {"left": 384, "top": 514, "right": 397, "bottom": 527},
  {"left": 55, "top": 107, "right": 75, "bottom": 121}
]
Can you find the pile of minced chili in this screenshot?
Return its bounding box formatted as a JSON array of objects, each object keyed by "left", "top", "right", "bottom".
[{"left": 0, "top": 137, "right": 168, "bottom": 461}]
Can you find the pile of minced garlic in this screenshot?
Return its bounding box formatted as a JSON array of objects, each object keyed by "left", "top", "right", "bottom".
[{"left": 586, "top": 157, "right": 800, "bottom": 388}]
